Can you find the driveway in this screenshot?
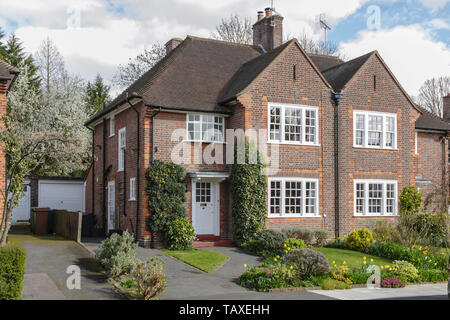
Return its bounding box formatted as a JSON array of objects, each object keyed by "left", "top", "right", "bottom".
[{"left": 15, "top": 235, "right": 125, "bottom": 300}]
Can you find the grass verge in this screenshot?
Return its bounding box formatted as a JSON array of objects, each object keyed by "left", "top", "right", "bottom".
[{"left": 161, "top": 249, "right": 227, "bottom": 273}]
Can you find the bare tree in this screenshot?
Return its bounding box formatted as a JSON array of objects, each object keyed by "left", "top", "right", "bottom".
[
  {"left": 34, "top": 37, "right": 65, "bottom": 105},
  {"left": 112, "top": 42, "right": 166, "bottom": 89},
  {"left": 417, "top": 76, "right": 450, "bottom": 117},
  {"left": 211, "top": 14, "right": 253, "bottom": 45},
  {"left": 294, "top": 31, "right": 345, "bottom": 59}
]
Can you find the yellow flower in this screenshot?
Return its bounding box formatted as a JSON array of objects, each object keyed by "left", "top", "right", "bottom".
[
  {"left": 380, "top": 266, "right": 384, "bottom": 270},
  {"left": 288, "top": 248, "right": 291, "bottom": 251},
  {"left": 429, "top": 260, "right": 432, "bottom": 263},
  {"left": 343, "top": 261, "right": 346, "bottom": 265},
  {"left": 274, "top": 258, "right": 277, "bottom": 262},
  {"left": 364, "top": 257, "right": 367, "bottom": 260},
  {"left": 290, "top": 266, "right": 294, "bottom": 270},
  {"left": 332, "top": 261, "right": 336, "bottom": 264},
  {"left": 277, "top": 256, "right": 280, "bottom": 259},
  {"left": 370, "top": 259, "right": 374, "bottom": 262},
  {"left": 385, "top": 265, "right": 389, "bottom": 269},
  {"left": 363, "top": 261, "right": 367, "bottom": 265},
  {"left": 423, "top": 251, "right": 427, "bottom": 255},
  {"left": 285, "top": 250, "right": 288, "bottom": 254},
  {"left": 435, "top": 263, "right": 438, "bottom": 266},
  {"left": 419, "top": 246, "right": 422, "bottom": 251},
  {"left": 244, "top": 264, "right": 248, "bottom": 268},
  {"left": 389, "top": 268, "right": 393, "bottom": 271},
  {"left": 284, "top": 244, "right": 287, "bottom": 248}
]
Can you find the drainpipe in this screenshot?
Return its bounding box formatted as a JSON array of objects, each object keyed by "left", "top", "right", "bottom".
[
  {"left": 87, "top": 127, "right": 95, "bottom": 216},
  {"left": 332, "top": 91, "right": 343, "bottom": 238},
  {"left": 440, "top": 135, "right": 448, "bottom": 211},
  {"left": 102, "top": 118, "right": 107, "bottom": 234}
]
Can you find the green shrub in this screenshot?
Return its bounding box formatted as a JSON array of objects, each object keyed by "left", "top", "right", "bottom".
[
  {"left": 146, "top": 161, "right": 187, "bottom": 232},
  {"left": 418, "top": 269, "right": 449, "bottom": 283},
  {"left": 324, "top": 238, "right": 346, "bottom": 249},
  {"left": 251, "top": 229, "right": 287, "bottom": 255},
  {"left": 345, "top": 228, "right": 374, "bottom": 252},
  {"left": 320, "top": 279, "right": 351, "bottom": 290},
  {"left": 0, "top": 246, "right": 26, "bottom": 300},
  {"left": 283, "top": 238, "right": 306, "bottom": 251},
  {"left": 132, "top": 258, "right": 167, "bottom": 300},
  {"left": 282, "top": 227, "right": 314, "bottom": 245},
  {"left": 238, "top": 267, "right": 286, "bottom": 292},
  {"left": 96, "top": 231, "right": 138, "bottom": 277},
  {"left": 121, "top": 278, "right": 137, "bottom": 289},
  {"left": 408, "top": 213, "right": 447, "bottom": 247},
  {"left": 372, "top": 221, "right": 400, "bottom": 243},
  {"left": 165, "top": 218, "right": 196, "bottom": 250},
  {"left": 313, "top": 229, "right": 328, "bottom": 247},
  {"left": 388, "top": 260, "right": 419, "bottom": 283},
  {"left": 283, "top": 249, "right": 330, "bottom": 276},
  {"left": 350, "top": 266, "right": 372, "bottom": 285},
  {"left": 231, "top": 141, "right": 267, "bottom": 245},
  {"left": 400, "top": 186, "right": 422, "bottom": 214}
]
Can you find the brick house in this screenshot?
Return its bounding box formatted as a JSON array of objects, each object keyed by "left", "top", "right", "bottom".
[
  {"left": 0, "top": 59, "right": 19, "bottom": 227},
  {"left": 85, "top": 8, "right": 449, "bottom": 247}
]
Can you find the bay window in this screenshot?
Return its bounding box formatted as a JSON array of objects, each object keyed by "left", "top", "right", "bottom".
[
  {"left": 354, "top": 180, "right": 398, "bottom": 216},
  {"left": 269, "top": 178, "right": 319, "bottom": 217},
  {"left": 353, "top": 111, "right": 397, "bottom": 149},
  {"left": 268, "top": 103, "right": 319, "bottom": 145},
  {"left": 187, "top": 114, "right": 224, "bottom": 143}
]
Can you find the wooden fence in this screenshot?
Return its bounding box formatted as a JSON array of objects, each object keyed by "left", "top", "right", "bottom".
[{"left": 52, "top": 210, "right": 82, "bottom": 242}]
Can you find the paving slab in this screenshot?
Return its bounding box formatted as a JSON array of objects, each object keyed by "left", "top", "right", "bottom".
[{"left": 310, "top": 283, "right": 448, "bottom": 300}]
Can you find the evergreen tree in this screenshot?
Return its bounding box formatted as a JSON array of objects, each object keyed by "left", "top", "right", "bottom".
[
  {"left": 0, "top": 27, "right": 5, "bottom": 56},
  {"left": 85, "top": 74, "right": 111, "bottom": 116},
  {"left": 1, "top": 33, "right": 41, "bottom": 91}
]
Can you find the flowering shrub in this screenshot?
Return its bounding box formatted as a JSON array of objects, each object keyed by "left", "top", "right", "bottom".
[
  {"left": 387, "top": 260, "right": 419, "bottom": 283},
  {"left": 164, "top": 218, "right": 196, "bottom": 250},
  {"left": 238, "top": 267, "right": 287, "bottom": 292},
  {"left": 331, "top": 262, "right": 352, "bottom": 285},
  {"left": 381, "top": 277, "right": 406, "bottom": 288},
  {"left": 283, "top": 249, "right": 330, "bottom": 276},
  {"left": 345, "top": 229, "right": 374, "bottom": 252},
  {"left": 283, "top": 238, "right": 306, "bottom": 251}
]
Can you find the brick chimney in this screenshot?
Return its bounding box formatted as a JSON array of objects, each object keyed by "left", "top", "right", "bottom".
[
  {"left": 444, "top": 94, "right": 450, "bottom": 123},
  {"left": 253, "top": 8, "right": 284, "bottom": 52},
  {"left": 165, "top": 38, "right": 183, "bottom": 55}
]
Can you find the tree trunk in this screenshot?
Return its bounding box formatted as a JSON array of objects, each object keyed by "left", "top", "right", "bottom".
[{"left": 0, "top": 206, "right": 13, "bottom": 247}]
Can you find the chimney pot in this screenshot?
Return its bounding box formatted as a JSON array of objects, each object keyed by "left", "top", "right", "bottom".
[
  {"left": 257, "top": 11, "right": 264, "bottom": 21},
  {"left": 265, "top": 7, "right": 272, "bottom": 17}
]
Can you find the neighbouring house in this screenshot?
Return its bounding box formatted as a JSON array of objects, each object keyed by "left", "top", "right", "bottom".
[
  {"left": 85, "top": 8, "right": 449, "bottom": 247},
  {"left": 0, "top": 59, "right": 19, "bottom": 228}
]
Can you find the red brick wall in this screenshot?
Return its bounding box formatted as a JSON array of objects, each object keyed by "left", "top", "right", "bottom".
[
  {"left": 0, "top": 80, "right": 6, "bottom": 226},
  {"left": 416, "top": 132, "right": 448, "bottom": 213},
  {"left": 336, "top": 54, "right": 420, "bottom": 234},
  {"left": 235, "top": 41, "right": 336, "bottom": 235}
]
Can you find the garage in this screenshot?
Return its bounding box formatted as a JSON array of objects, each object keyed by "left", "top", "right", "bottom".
[
  {"left": 38, "top": 180, "right": 85, "bottom": 212},
  {"left": 10, "top": 177, "right": 85, "bottom": 224}
]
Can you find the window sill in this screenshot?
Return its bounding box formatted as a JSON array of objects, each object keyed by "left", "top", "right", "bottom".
[
  {"left": 268, "top": 215, "right": 321, "bottom": 219},
  {"left": 129, "top": 199, "right": 136, "bottom": 202},
  {"left": 109, "top": 134, "right": 115, "bottom": 138},
  {"left": 184, "top": 140, "right": 226, "bottom": 145},
  {"left": 353, "top": 146, "right": 398, "bottom": 151},
  {"left": 353, "top": 214, "right": 398, "bottom": 218},
  {"left": 267, "top": 142, "right": 321, "bottom": 147}
]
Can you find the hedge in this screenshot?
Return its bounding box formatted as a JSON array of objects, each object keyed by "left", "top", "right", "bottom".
[{"left": 0, "top": 246, "right": 27, "bottom": 300}]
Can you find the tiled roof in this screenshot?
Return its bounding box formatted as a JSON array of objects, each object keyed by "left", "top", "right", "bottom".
[
  {"left": 0, "top": 59, "right": 20, "bottom": 89},
  {"left": 308, "top": 54, "right": 344, "bottom": 72},
  {"left": 415, "top": 105, "right": 450, "bottom": 132}
]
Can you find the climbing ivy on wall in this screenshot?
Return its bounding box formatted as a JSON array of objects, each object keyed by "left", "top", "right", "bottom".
[
  {"left": 231, "top": 140, "right": 267, "bottom": 245},
  {"left": 146, "top": 161, "right": 187, "bottom": 232}
]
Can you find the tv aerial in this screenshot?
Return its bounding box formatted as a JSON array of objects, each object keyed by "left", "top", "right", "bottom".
[{"left": 319, "top": 13, "right": 331, "bottom": 43}]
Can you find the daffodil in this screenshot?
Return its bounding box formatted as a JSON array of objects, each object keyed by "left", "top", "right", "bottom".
[
  {"left": 370, "top": 259, "right": 374, "bottom": 262},
  {"left": 274, "top": 258, "right": 277, "bottom": 262},
  {"left": 244, "top": 264, "right": 248, "bottom": 268},
  {"left": 290, "top": 266, "right": 294, "bottom": 270}
]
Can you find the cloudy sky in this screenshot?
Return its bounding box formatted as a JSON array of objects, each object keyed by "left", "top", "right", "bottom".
[{"left": 0, "top": 0, "right": 448, "bottom": 98}]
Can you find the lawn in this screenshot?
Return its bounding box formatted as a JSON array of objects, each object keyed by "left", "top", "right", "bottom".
[
  {"left": 314, "top": 247, "right": 392, "bottom": 269},
  {"left": 161, "top": 249, "right": 227, "bottom": 273}
]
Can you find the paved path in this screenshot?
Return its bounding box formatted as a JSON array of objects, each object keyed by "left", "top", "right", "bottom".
[
  {"left": 310, "top": 283, "right": 448, "bottom": 300},
  {"left": 21, "top": 238, "right": 124, "bottom": 300}
]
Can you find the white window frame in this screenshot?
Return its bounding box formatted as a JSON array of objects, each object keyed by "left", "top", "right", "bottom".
[
  {"left": 109, "top": 116, "right": 115, "bottom": 137},
  {"left": 353, "top": 180, "right": 398, "bottom": 217},
  {"left": 268, "top": 177, "right": 320, "bottom": 218},
  {"left": 268, "top": 103, "right": 320, "bottom": 146},
  {"left": 353, "top": 110, "right": 397, "bottom": 150},
  {"left": 118, "top": 127, "right": 126, "bottom": 172},
  {"left": 186, "top": 114, "right": 225, "bottom": 143},
  {"left": 129, "top": 178, "right": 136, "bottom": 201}
]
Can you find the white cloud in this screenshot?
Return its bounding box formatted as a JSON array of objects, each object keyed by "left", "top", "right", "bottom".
[
  {"left": 427, "top": 18, "right": 450, "bottom": 30},
  {"left": 419, "top": 0, "right": 449, "bottom": 11},
  {"left": 339, "top": 25, "right": 450, "bottom": 96}
]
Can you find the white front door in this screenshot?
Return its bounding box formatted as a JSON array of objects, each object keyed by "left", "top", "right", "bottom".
[
  {"left": 108, "top": 181, "right": 116, "bottom": 231},
  {"left": 11, "top": 181, "right": 31, "bottom": 223},
  {"left": 193, "top": 181, "right": 220, "bottom": 236}
]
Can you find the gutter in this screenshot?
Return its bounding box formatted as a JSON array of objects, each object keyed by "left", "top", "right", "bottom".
[{"left": 332, "top": 91, "right": 343, "bottom": 238}]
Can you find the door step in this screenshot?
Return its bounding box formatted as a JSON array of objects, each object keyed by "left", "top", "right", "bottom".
[{"left": 193, "top": 240, "right": 234, "bottom": 248}]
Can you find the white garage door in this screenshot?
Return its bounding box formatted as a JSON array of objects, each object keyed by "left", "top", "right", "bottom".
[
  {"left": 39, "top": 181, "right": 85, "bottom": 212},
  {"left": 11, "top": 181, "right": 31, "bottom": 223}
]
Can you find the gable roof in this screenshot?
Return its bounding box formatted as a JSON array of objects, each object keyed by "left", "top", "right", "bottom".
[
  {"left": 322, "top": 51, "right": 374, "bottom": 92},
  {"left": 415, "top": 105, "right": 450, "bottom": 132},
  {"left": 308, "top": 54, "right": 344, "bottom": 72},
  {"left": 0, "top": 59, "right": 20, "bottom": 90}
]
